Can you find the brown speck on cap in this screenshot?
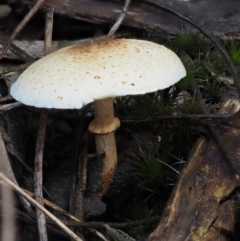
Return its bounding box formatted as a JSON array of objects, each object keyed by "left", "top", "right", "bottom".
[{"left": 135, "top": 47, "right": 140, "bottom": 53}]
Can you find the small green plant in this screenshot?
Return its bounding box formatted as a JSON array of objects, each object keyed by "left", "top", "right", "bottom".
[
  {"left": 124, "top": 201, "right": 154, "bottom": 221},
  {"left": 157, "top": 118, "right": 200, "bottom": 158},
  {"left": 170, "top": 28, "right": 209, "bottom": 55},
  {"left": 176, "top": 54, "right": 205, "bottom": 90},
  {"left": 206, "top": 51, "right": 227, "bottom": 74},
  {"left": 202, "top": 79, "right": 227, "bottom": 103},
  {"left": 130, "top": 148, "right": 179, "bottom": 201},
  {"left": 132, "top": 151, "right": 165, "bottom": 185},
  {"left": 123, "top": 201, "right": 156, "bottom": 238},
  {"left": 227, "top": 40, "right": 240, "bottom": 66},
  {"left": 172, "top": 28, "right": 196, "bottom": 52}
]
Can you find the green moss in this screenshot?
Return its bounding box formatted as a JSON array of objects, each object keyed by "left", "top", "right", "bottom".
[
  {"left": 227, "top": 40, "right": 240, "bottom": 66},
  {"left": 170, "top": 28, "right": 210, "bottom": 55},
  {"left": 177, "top": 55, "right": 205, "bottom": 90},
  {"left": 202, "top": 79, "right": 227, "bottom": 103},
  {"left": 173, "top": 28, "right": 196, "bottom": 52}
]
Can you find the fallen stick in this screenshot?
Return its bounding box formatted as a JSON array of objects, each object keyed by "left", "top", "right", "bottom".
[{"left": 0, "top": 172, "right": 83, "bottom": 241}]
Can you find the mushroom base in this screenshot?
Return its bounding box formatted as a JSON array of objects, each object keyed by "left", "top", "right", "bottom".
[{"left": 95, "top": 132, "right": 117, "bottom": 197}]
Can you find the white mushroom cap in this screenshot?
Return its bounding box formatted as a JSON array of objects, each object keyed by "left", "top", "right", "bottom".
[{"left": 10, "top": 38, "right": 186, "bottom": 109}]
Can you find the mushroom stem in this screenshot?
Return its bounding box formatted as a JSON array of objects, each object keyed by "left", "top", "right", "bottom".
[
  {"left": 90, "top": 98, "right": 120, "bottom": 134},
  {"left": 88, "top": 98, "right": 120, "bottom": 197},
  {"left": 95, "top": 132, "right": 117, "bottom": 197},
  {"left": 94, "top": 98, "right": 114, "bottom": 125}
]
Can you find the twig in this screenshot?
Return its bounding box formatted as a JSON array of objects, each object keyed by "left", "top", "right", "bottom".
[
  {"left": 0, "top": 38, "right": 35, "bottom": 63},
  {"left": 70, "top": 106, "right": 91, "bottom": 240},
  {"left": 0, "top": 133, "right": 16, "bottom": 241},
  {"left": 34, "top": 109, "right": 48, "bottom": 241},
  {"left": 23, "top": 188, "right": 80, "bottom": 222},
  {"left": 0, "top": 102, "right": 22, "bottom": 110},
  {"left": 34, "top": 8, "right": 54, "bottom": 241},
  {"left": 74, "top": 131, "right": 87, "bottom": 239},
  {"left": 75, "top": 131, "right": 88, "bottom": 220},
  {"left": 1, "top": 127, "right": 53, "bottom": 217},
  {"left": 0, "top": 132, "right": 32, "bottom": 214},
  {"left": 89, "top": 229, "right": 110, "bottom": 241},
  {"left": 1, "top": 182, "right": 15, "bottom": 241},
  {"left": 23, "top": 188, "right": 110, "bottom": 241},
  {"left": 74, "top": 131, "right": 88, "bottom": 239},
  {"left": 0, "top": 63, "right": 31, "bottom": 75},
  {"left": 2, "top": 131, "right": 35, "bottom": 176},
  {"left": 0, "top": 172, "right": 83, "bottom": 241},
  {"left": 0, "top": 95, "right": 14, "bottom": 103},
  {"left": 70, "top": 105, "right": 90, "bottom": 213},
  {"left": 55, "top": 215, "right": 160, "bottom": 229},
  {"left": 26, "top": 106, "right": 240, "bottom": 125},
  {"left": 44, "top": 8, "right": 54, "bottom": 54},
  {"left": 120, "top": 112, "right": 240, "bottom": 125},
  {"left": 108, "top": 0, "right": 131, "bottom": 37},
  {"left": 0, "top": 0, "right": 45, "bottom": 61},
  {"left": 0, "top": 203, "right": 69, "bottom": 238}
]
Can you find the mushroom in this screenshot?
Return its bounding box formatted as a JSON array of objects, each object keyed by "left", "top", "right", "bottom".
[{"left": 10, "top": 38, "right": 186, "bottom": 197}]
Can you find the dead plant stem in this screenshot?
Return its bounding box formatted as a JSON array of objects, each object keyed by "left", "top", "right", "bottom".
[
  {"left": 0, "top": 38, "right": 34, "bottom": 63},
  {"left": 75, "top": 131, "right": 88, "bottom": 221},
  {"left": 0, "top": 102, "right": 22, "bottom": 110},
  {"left": 0, "top": 132, "right": 32, "bottom": 214},
  {"left": 0, "top": 172, "right": 83, "bottom": 241},
  {"left": 74, "top": 131, "right": 88, "bottom": 240},
  {"left": 0, "top": 0, "right": 45, "bottom": 60},
  {"left": 34, "top": 8, "right": 54, "bottom": 241},
  {"left": 107, "top": 0, "right": 131, "bottom": 37},
  {"left": 44, "top": 7, "right": 54, "bottom": 54},
  {"left": 23, "top": 188, "right": 109, "bottom": 241},
  {"left": 0, "top": 63, "right": 31, "bottom": 74},
  {"left": 0, "top": 133, "right": 16, "bottom": 241},
  {"left": 34, "top": 109, "right": 48, "bottom": 241}
]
